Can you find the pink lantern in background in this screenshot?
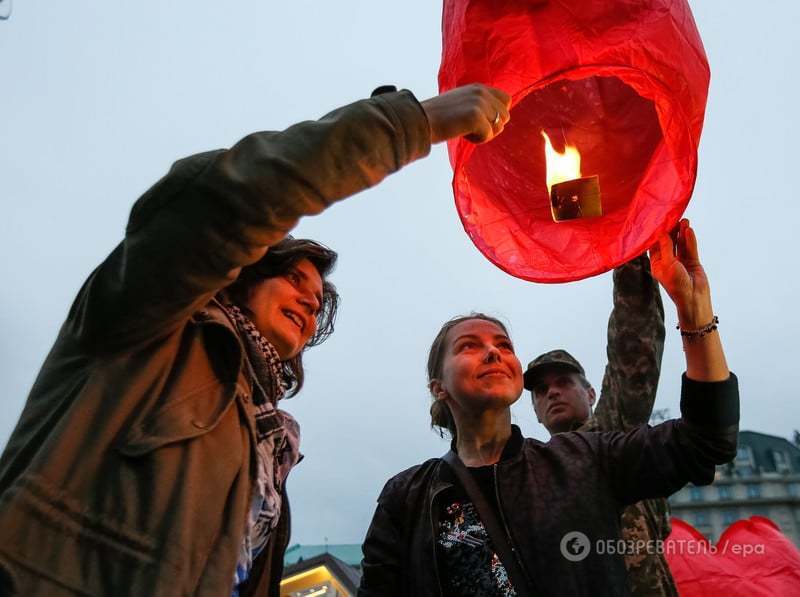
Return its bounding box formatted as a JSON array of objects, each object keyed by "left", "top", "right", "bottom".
[{"left": 665, "top": 517, "right": 800, "bottom": 596}]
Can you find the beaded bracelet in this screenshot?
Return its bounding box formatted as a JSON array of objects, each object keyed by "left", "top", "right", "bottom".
[{"left": 676, "top": 316, "right": 719, "bottom": 342}]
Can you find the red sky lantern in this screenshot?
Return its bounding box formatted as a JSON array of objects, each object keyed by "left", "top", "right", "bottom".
[{"left": 439, "top": 0, "right": 710, "bottom": 282}]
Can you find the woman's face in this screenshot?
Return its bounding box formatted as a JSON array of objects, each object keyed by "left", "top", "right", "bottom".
[
  {"left": 244, "top": 258, "right": 323, "bottom": 360},
  {"left": 433, "top": 319, "right": 523, "bottom": 414}
]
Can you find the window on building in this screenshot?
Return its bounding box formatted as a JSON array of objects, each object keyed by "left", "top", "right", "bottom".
[
  {"left": 773, "top": 450, "right": 792, "bottom": 474},
  {"left": 694, "top": 511, "right": 710, "bottom": 526},
  {"left": 689, "top": 486, "right": 704, "bottom": 502},
  {"left": 736, "top": 446, "right": 754, "bottom": 466},
  {"left": 721, "top": 509, "right": 739, "bottom": 526},
  {"left": 718, "top": 485, "right": 733, "bottom": 500},
  {"left": 746, "top": 484, "right": 762, "bottom": 499},
  {"left": 788, "top": 483, "right": 800, "bottom": 497},
  {"left": 734, "top": 446, "right": 756, "bottom": 476}
]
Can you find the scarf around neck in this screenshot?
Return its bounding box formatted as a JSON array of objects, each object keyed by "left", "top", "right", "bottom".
[{"left": 221, "top": 302, "right": 302, "bottom": 591}]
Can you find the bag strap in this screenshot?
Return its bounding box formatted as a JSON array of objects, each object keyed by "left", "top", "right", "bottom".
[{"left": 442, "top": 450, "right": 536, "bottom": 597}]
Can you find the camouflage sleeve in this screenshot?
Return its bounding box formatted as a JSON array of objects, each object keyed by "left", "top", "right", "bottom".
[{"left": 592, "top": 254, "right": 665, "bottom": 432}]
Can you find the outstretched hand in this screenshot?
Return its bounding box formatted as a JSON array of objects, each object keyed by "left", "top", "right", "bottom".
[
  {"left": 421, "top": 84, "right": 511, "bottom": 145},
  {"left": 649, "top": 219, "right": 713, "bottom": 329}
]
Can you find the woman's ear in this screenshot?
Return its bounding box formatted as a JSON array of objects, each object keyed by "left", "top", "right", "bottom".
[{"left": 429, "top": 379, "right": 448, "bottom": 401}]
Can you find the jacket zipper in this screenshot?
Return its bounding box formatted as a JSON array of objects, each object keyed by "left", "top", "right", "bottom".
[{"left": 493, "top": 463, "right": 529, "bottom": 591}]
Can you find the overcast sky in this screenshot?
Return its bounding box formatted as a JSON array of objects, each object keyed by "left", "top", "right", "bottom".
[{"left": 2, "top": 1, "right": 799, "bottom": 545}]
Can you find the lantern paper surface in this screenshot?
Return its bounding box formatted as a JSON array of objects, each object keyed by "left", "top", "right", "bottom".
[
  {"left": 665, "top": 517, "right": 800, "bottom": 596},
  {"left": 439, "top": 0, "right": 710, "bottom": 282}
]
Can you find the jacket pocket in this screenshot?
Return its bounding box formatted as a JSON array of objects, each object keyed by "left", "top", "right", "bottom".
[{"left": 117, "top": 380, "right": 241, "bottom": 456}]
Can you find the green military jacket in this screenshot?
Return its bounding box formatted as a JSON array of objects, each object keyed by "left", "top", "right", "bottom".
[
  {"left": 581, "top": 255, "right": 678, "bottom": 597},
  {"left": 0, "top": 91, "right": 430, "bottom": 596}
]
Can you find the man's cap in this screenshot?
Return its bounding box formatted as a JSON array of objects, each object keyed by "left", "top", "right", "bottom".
[{"left": 523, "top": 349, "right": 585, "bottom": 391}]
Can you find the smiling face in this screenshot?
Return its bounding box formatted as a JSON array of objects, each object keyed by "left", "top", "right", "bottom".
[
  {"left": 430, "top": 319, "right": 523, "bottom": 417},
  {"left": 530, "top": 368, "right": 596, "bottom": 434},
  {"left": 243, "top": 258, "right": 323, "bottom": 360}
]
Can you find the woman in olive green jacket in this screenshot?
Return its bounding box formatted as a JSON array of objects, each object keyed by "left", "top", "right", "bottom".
[{"left": 0, "top": 84, "right": 511, "bottom": 596}]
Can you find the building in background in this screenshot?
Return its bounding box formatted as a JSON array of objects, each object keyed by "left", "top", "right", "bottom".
[
  {"left": 281, "top": 544, "right": 362, "bottom": 597},
  {"left": 670, "top": 430, "right": 800, "bottom": 546}
]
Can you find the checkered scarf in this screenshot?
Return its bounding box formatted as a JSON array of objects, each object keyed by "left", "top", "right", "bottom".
[
  {"left": 226, "top": 304, "right": 287, "bottom": 401},
  {"left": 222, "top": 303, "right": 302, "bottom": 592}
]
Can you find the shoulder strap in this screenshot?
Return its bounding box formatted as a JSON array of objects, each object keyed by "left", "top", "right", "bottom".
[{"left": 441, "top": 450, "right": 536, "bottom": 597}]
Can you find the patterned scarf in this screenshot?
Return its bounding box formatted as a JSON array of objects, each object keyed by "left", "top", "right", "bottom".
[
  {"left": 221, "top": 303, "right": 302, "bottom": 593},
  {"left": 224, "top": 303, "right": 288, "bottom": 403}
]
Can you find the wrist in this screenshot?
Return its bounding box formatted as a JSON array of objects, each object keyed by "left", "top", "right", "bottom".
[
  {"left": 676, "top": 297, "right": 713, "bottom": 329},
  {"left": 678, "top": 315, "right": 719, "bottom": 345},
  {"left": 420, "top": 98, "right": 450, "bottom": 144}
]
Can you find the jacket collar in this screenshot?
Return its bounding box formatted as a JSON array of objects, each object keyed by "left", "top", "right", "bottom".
[{"left": 190, "top": 297, "right": 246, "bottom": 385}]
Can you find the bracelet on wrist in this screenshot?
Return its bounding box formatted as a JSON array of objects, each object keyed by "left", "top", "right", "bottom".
[{"left": 676, "top": 315, "right": 719, "bottom": 342}]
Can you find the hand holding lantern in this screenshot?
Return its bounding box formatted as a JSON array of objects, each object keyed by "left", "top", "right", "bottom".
[
  {"left": 421, "top": 84, "right": 511, "bottom": 144},
  {"left": 649, "top": 219, "right": 729, "bottom": 382},
  {"left": 649, "top": 219, "right": 711, "bottom": 328}
]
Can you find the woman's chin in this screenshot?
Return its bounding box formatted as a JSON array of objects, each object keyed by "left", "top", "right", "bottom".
[
  {"left": 275, "top": 340, "right": 301, "bottom": 361},
  {"left": 260, "top": 333, "right": 297, "bottom": 361},
  {"left": 484, "top": 385, "right": 522, "bottom": 404},
  {"left": 473, "top": 391, "right": 519, "bottom": 409}
]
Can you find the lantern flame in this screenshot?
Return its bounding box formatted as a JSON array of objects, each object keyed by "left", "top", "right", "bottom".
[{"left": 541, "top": 131, "right": 582, "bottom": 194}]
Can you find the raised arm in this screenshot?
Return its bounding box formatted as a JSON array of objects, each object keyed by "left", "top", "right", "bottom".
[
  {"left": 597, "top": 219, "right": 737, "bottom": 504},
  {"left": 592, "top": 372, "right": 739, "bottom": 505},
  {"left": 593, "top": 255, "right": 665, "bottom": 431},
  {"left": 649, "top": 219, "right": 729, "bottom": 382},
  {"left": 67, "top": 85, "right": 511, "bottom": 353}
]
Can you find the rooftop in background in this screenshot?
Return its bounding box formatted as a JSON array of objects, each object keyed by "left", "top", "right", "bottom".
[
  {"left": 284, "top": 543, "right": 362, "bottom": 568},
  {"left": 281, "top": 552, "right": 361, "bottom": 597},
  {"left": 670, "top": 430, "right": 800, "bottom": 546},
  {"left": 733, "top": 431, "right": 800, "bottom": 475}
]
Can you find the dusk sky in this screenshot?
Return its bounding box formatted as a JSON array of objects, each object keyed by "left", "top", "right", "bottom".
[{"left": 2, "top": 1, "right": 798, "bottom": 545}]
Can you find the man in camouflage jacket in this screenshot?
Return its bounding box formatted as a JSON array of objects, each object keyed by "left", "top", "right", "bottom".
[{"left": 524, "top": 254, "right": 677, "bottom": 596}]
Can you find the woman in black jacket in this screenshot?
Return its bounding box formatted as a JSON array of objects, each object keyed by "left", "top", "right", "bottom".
[{"left": 359, "top": 220, "right": 739, "bottom": 597}]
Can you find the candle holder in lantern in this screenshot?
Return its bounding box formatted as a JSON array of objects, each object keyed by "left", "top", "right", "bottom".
[{"left": 550, "top": 175, "right": 602, "bottom": 221}]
